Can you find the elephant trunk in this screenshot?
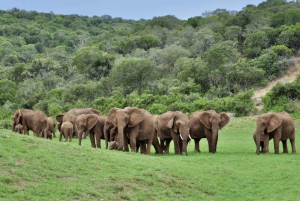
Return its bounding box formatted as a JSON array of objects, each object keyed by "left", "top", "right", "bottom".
[
  {"left": 182, "top": 139, "right": 188, "bottom": 155},
  {"left": 117, "top": 126, "right": 124, "bottom": 151},
  {"left": 179, "top": 129, "right": 190, "bottom": 155},
  {"left": 104, "top": 124, "right": 109, "bottom": 149},
  {"left": 254, "top": 130, "right": 262, "bottom": 155},
  {"left": 211, "top": 129, "right": 218, "bottom": 153}
]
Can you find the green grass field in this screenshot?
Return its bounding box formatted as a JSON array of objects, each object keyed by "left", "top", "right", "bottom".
[{"left": 1, "top": 116, "right": 300, "bottom": 201}]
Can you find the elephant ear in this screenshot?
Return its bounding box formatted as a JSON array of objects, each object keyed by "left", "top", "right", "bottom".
[
  {"left": 87, "top": 115, "right": 99, "bottom": 130},
  {"left": 219, "top": 113, "right": 230, "bottom": 129},
  {"left": 15, "top": 110, "right": 21, "bottom": 124},
  {"left": 56, "top": 114, "right": 64, "bottom": 123},
  {"left": 199, "top": 112, "right": 211, "bottom": 129},
  {"left": 267, "top": 114, "right": 282, "bottom": 133},
  {"left": 128, "top": 108, "right": 144, "bottom": 128},
  {"left": 166, "top": 112, "right": 175, "bottom": 129},
  {"left": 107, "top": 107, "right": 118, "bottom": 124}
]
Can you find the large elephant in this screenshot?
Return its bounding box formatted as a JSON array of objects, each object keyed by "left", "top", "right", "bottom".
[
  {"left": 253, "top": 111, "right": 296, "bottom": 155},
  {"left": 104, "top": 107, "right": 120, "bottom": 149},
  {"left": 59, "top": 121, "right": 73, "bottom": 142},
  {"left": 12, "top": 109, "right": 49, "bottom": 138},
  {"left": 190, "top": 110, "right": 230, "bottom": 153},
  {"left": 56, "top": 108, "right": 102, "bottom": 138},
  {"left": 106, "top": 107, "right": 155, "bottom": 155},
  {"left": 158, "top": 111, "right": 191, "bottom": 155},
  {"left": 76, "top": 114, "right": 106, "bottom": 148},
  {"left": 47, "top": 117, "right": 56, "bottom": 138}
]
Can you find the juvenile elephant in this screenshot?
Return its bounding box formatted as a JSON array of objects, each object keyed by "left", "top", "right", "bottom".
[
  {"left": 158, "top": 111, "right": 191, "bottom": 155},
  {"left": 56, "top": 108, "right": 102, "bottom": 138},
  {"left": 47, "top": 117, "right": 56, "bottom": 138},
  {"left": 190, "top": 110, "right": 230, "bottom": 153},
  {"left": 15, "top": 124, "right": 24, "bottom": 134},
  {"left": 12, "top": 109, "right": 49, "bottom": 138},
  {"left": 253, "top": 111, "right": 296, "bottom": 155},
  {"left": 106, "top": 107, "right": 155, "bottom": 155},
  {"left": 76, "top": 114, "right": 106, "bottom": 148},
  {"left": 252, "top": 132, "right": 274, "bottom": 153},
  {"left": 59, "top": 121, "right": 73, "bottom": 142}
]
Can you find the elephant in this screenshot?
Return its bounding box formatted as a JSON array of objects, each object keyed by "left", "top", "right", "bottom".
[
  {"left": 56, "top": 108, "right": 102, "bottom": 138},
  {"left": 190, "top": 110, "right": 230, "bottom": 153},
  {"left": 158, "top": 111, "right": 191, "bottom": 155},
  {"left": 252, "top": 132, "right": 274, "bottom": 153},
  {"left": 12, "top": 109, "right": 49, "bottom": 138},
  {"left": 15, "top": 124, "right": 24, "bottom": 134},
  {"left": 109, "top": 141, "right": 119, "bottom": 150},
  {"left": 105, "top": 107, "right": 155, "bottom": 155},
  {"left": 47, "top": 117, "right": 56, "bottom": 138},
  {"left": 59, "top": 121, "right": 73, "bottom": 142},
  {"left": 104, "top": 107, "right": 120, "bottom": 149},
  {"left": 253, "top": 111, "right": 296, "bottom": 155},
  {"left": 76, "top": 114, "right": 106, "bottom": 148}
]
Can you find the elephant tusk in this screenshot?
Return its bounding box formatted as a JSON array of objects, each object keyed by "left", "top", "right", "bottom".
[
  {"left": 189, "top": 134, "right": 192, "bottom": 140},
  {"left": 180, "top": 134, "right": 183, "bottom": 140}
]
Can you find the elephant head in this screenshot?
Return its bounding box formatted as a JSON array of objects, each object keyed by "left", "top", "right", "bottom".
[
  {"left": 76, "top": 114, "right": 102, "bottom": 146},
  {"left": 12, "top": 110, "right": 22, "bottom": 132},
  {"left": 166, "top": 111, "right": 191, "bottom": 155},
  {"left": 254, "top": 112, "right": 282, "bottom": 155},
  {"left": 104, "top": 107, "right": 120, "bottom": 149},
  {"left": 199, "top": 110, "right": 230, "bottom": 153},
  {"left": 107, "top": 107, "right": 144, "bottom": 151},
  {"left": 109, "top": 141, "right": 119, "bottom": 150}
]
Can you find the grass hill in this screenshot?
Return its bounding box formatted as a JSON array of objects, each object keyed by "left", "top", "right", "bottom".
[{"left": 1, "top": 117, "right": 300, "bottom": 200}]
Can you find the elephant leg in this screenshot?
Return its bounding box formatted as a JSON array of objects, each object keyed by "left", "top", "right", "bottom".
[
  {"left": 146, "top": 137, "right": 153, "bottom": 155},
  {"left": 263, "top": 134, "right": 270, "bottom": 154},
  {"left": 165, "top": 139, "right": 171, "bottom": 154},
  {"left": 194, "top": 139, "right": 200, "bottom": 152},
  {"left": 96, "top": 132, "right": 101, "bottom": 148},
  {"left": 90, "top": 133, "right": 96, "bottom": 148},
  {"left": 59, "top": 132, "right": 62, "bottom": 141},
  {"left": 65, "top": 134, "right": 68, "bottom": 142},
  {"left": 160, "top": 139, "right": 165, "bottom": 154},
  {"left": 282, "top": 140, "right": 288, "bottom": 153},
  {"left": 290, "top": 129, "right": 296, "bottom": 154},
  {"left": 124, "top": 135, "right": 129, "bottom": 152},
  {"left": 273, "top": 132, "right": 280, "bottom": 154},
  {"left": 206, "top": 136, "right": 212, "bottom": 153},
  {"left": 69, "top": 132, "right": 72, "bottom": 142},
  {"left": 53, "top": 131, "right": 56, "bottom": 138}
]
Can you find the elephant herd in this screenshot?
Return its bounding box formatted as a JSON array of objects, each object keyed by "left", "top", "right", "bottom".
[{"left": 11, "top": 107, "right": 296, "bottom": 155}]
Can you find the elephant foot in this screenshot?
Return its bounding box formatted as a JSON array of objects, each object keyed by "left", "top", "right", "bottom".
[{"left": 194, "top": 149, "right": 201, "bottom": 153}]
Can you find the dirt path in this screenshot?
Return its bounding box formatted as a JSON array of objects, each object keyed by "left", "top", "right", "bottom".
[{"left": 252, "top": 57, "right": 300, "bottom": 112}]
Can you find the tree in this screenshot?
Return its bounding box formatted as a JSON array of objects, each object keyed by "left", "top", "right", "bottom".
[
  {"left": 111, "top": 58, "right": 156, "bottom": 95},
  {"left": 0, "top": 79, "right": 17, "bottom": 105},
  {"left": 74, "top": 46, "right": 115, "bottom": 80}
]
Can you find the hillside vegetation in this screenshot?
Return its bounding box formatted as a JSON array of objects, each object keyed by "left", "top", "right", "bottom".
[
  {"left": 1, "top": 0, "right": 300, "bottom": 127},
  {"left": 1, "top": 117, "right": 300, "bottom": 200}
]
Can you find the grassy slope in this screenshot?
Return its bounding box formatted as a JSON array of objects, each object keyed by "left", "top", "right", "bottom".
[{"left": 1, "top": 117, "right": 300, "bottom": 201}]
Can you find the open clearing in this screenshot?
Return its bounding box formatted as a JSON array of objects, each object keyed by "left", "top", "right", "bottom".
[{"left": 1, "top": 117, "right": 300, "bottom": 200}]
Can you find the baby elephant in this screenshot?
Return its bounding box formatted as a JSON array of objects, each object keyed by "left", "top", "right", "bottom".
[
  {"left": 15, "top": 124, "right": 24, "bottom": 134},
  {"left": 109, "top": 141, "right": 119, "bottom": 150},
  {"left": 59, "top": 121, "right": 73, "bottom": 142}
]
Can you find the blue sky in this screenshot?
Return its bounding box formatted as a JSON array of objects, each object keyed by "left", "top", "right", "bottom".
[{"left": 1, "top": 0, "right": 265, "bottom": 20}]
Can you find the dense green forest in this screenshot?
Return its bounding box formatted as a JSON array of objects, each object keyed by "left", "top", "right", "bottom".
[{"left": 1, "top": 0, "right": 300, "bottom": 128}]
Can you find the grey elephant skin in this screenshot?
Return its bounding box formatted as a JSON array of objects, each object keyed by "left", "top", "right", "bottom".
[
  {"left": 253, "top": 111, "right": 296, "bottom": 154},
  {"left": 47, "top": 117, "right": 56, "bottom": 138},
  {"left": 59, "top": 121, "right": 73, "bottom": 142},
  {"left": 158, "top": 111, "right": 191, "bottom": 155},
  {"left": 105, "top": 107, "right": 155, "bottom": 155},
  {"left": 190, "top": 110, "right": 230, "bottom": 153},
  {"left": 56, "top": 108, "right": 102, "bottom": 138},
  {"left": 76, "top": 114, "right": 106, "bottom": 148},
  {"left": 12, "top": 109, "right": 49, "bottom": 138}
]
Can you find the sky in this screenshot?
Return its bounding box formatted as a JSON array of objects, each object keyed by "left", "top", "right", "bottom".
[{"left": 1, "top": 0, "right": 265, "bottom": 20}]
